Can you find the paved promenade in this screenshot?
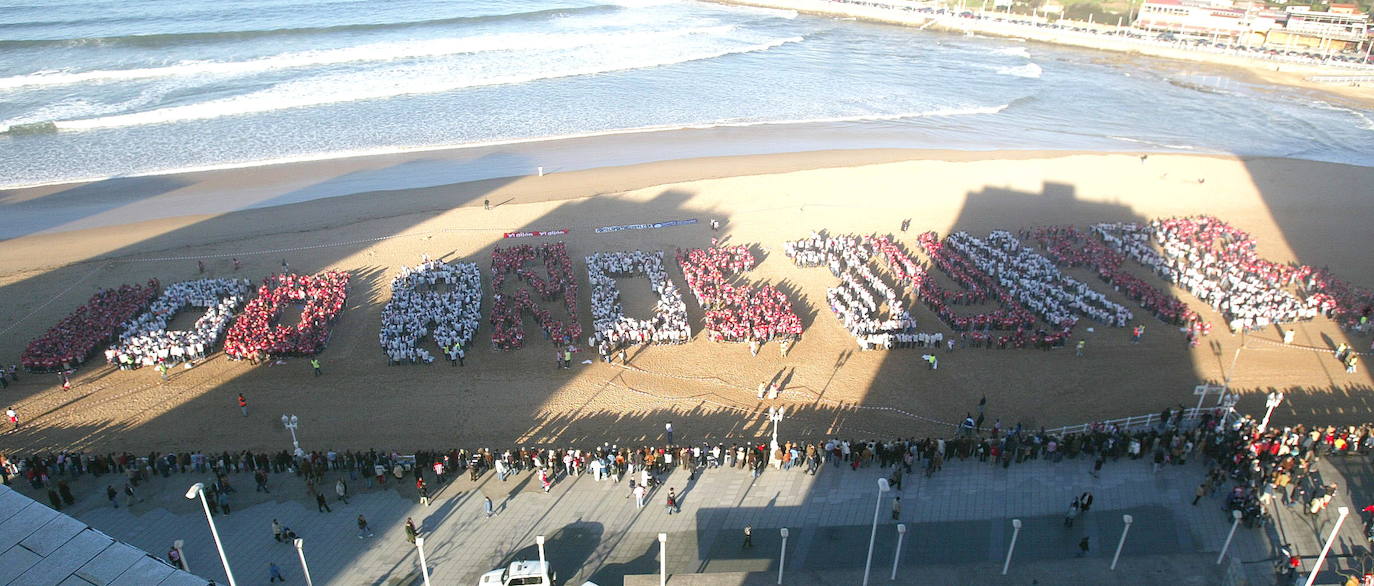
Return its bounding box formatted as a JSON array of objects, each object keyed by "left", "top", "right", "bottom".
[{"left": 13, "top": 449, "right": 1373, "bottom": 585}]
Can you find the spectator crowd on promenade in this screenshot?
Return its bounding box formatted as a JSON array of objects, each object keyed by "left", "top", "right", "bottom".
[
  {"left": 676, "top": 244, "right": 802, "bottom": 349},
  {"left": 224, "top": 271, "right": 350, "bottom": 362},
  {"left": 586, "top": 250, "right": 691, "bottom": 357},
  {"left": 9, "top": 399, "right": 1373, "bottom": 551},
  {"left": 108, "top": 278, "right": 251, "bottom": 369},
  {"left": 22, "top": 280, "right": 159, "bottom": 372},
  {"left": 489, "top": 243, "right": 581, "bottom": 350},
  {"left": 380, "top": 258, "right": 482, "bottom": 365}
]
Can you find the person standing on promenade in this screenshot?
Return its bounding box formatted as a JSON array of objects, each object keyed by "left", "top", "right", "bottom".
[
  {"left": 404, "top": 517, "right": 418, "bottom": 544},
  {"left": 484, "top": 496, "right": 494, "bottom": 518},
  {"left": 273, "top": 519, "right": 283, "bottom": 542},
  {"left": 336, "top": 479, "right": 349, "bottom": 504},
  {"left": 742, "top": 525, "right": 752, "bottom": 548},
  {"left": 238, "top": 393, "right": 247, "bottom": 417},
  {"left": 666, "top": 421, "right": 674, "bottom": 444},
  {"left": 357, "top": 514, "right": 374, "bottom": 538},
  {"left": 311, "top": 358, "right": 322, "bottom": 376},
  {"left": 1076, "top": 537, "right": 1090, "bottom": 557}
]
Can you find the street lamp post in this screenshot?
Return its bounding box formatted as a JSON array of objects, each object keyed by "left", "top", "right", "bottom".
[
  {"left": 863, "top": 478, "right": 891, "bottom": 586},
  {"left": 778, "top": 528, "right": 789, "bottom": 585},
  {"left": 281, "top": 414, "right": 304, "bottom": 458},
  {"left": 890, "top": 524, "right": 906, "bottom": 581},
  {"left": 414, "top": 536, "right": 432, "bottom": 586},
  {"left": 537, "top": 536, "right": 548, "bottom": 583},
  {"left": 658, "top": 533, "right": 668, "bottom": 586},
  {"left": 1306, "top": 507, "right": 1351, "bottom": 586},
  {"left": 1259, "top": 391, "right": 1284, "bottom": 433},
  {"left": 1002, "top": 519, "right": 1022, "bottom": 575},
  {"left": 184, "top": 483, "right": 237, "bottom": 586},
  {"left": 1110, "top": 514, "right": 1133, "bottom": 571},
  {"left": 1217, "top": 509, "right": 1243, "bottom": 564},
  {"left": 293, "top": 538, "right": 314, "bottom": 586}
]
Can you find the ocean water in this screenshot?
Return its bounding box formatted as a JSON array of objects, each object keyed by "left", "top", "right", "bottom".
[{"left": 0, "top": 0, "right": 1371, "bottom": 189}]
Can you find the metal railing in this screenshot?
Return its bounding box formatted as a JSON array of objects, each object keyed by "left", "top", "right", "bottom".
[{"left": 1043, "top": 406, "right": 1233, "bottom": 436}]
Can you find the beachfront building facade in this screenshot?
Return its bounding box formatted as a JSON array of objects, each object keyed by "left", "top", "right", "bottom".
[
  {"left": 1135, "top": 0, "right": 1259, "bottom": 40},
  {"left": 1266, "top": 8, "right": 1370, "bottom": 51},
  {"left": 1134, "top": 0, "right": 1370, "bottom": 52}
]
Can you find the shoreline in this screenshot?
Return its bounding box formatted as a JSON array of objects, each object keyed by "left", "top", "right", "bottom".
[
  {"left": 1, "top": 107, "right": 1236, "bottom": 241},
  {"left": 709, "top": 0, "right": 1374, "bottom": 110}
]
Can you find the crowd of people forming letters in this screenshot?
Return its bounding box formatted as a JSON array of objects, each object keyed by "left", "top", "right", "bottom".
[
  {"left": 785, "top": 233, "right": 941, "bottom": 350},
  {"left": 21, "top": 281, "right": 159, "bottom": 372},
  {"left": 489, "top": 243, "right": 582, "bottom": 351},
  {"left": 1100, "top": 217, "right": 1374, "bottom": 334},
  {"left": 224, "top": 271, "right": 350, "bottom": 362},
  {"left": 15, "top": 215, "right": 1374, "bottom": 376},
  {"left": 587, "top": 250, "right": 691, "bottom": 359},
  {"left": 107, "top": 278, "right": 251, "bottom": 369},
  {"left": 380, "top": 258, "right": 482, "bottom": 365},
  {"left": 676, "top": 244, "right": 802, "bottom": 348}
]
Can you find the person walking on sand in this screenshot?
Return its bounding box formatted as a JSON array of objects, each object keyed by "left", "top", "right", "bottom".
[{"left": 6, "top": 407, "right": 17, "bottom": 430}]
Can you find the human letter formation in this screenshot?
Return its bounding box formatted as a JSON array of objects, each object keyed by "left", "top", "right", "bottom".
[
  {"left": 675, "top": 244, "right": 802, "bottom": 345},
  {"left": 1025, "top": 225, "right": 1204, "bottom": 333},
  {"left": 110, "top": 278, "right": 251, "bottom": 368},
  {"left": 489, "top": 242, "right": 582, "bottom": 350},
  {"left": 784, "top": 233, "right": 942, "bottom": 350},
  {"left": 381, "top": 259, "right": 481, "bottom": 365},
  {"left": 22, "top": 280, "right": 159, "bottom": 371},
  {"left": 586, "top": 250, "right": 690, "bottom": 350},
  {"left": 1125, "top": 217, "right": 1367, "bottom": 332},
  {"left": 224, "top": 271, "right": 350, "bottom": 360},
  {"left": 18, "top": 216, "right": 1374, "bottom": 372}
]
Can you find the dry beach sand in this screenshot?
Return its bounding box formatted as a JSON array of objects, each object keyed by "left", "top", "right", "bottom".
[{"left": 0, "top": 149, "right": 1371, "bottom": 454}]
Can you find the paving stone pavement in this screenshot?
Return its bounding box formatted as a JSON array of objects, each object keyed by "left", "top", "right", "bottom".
[{"left": 11, "top": 451, "right": 1372, "bottom": 585}]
